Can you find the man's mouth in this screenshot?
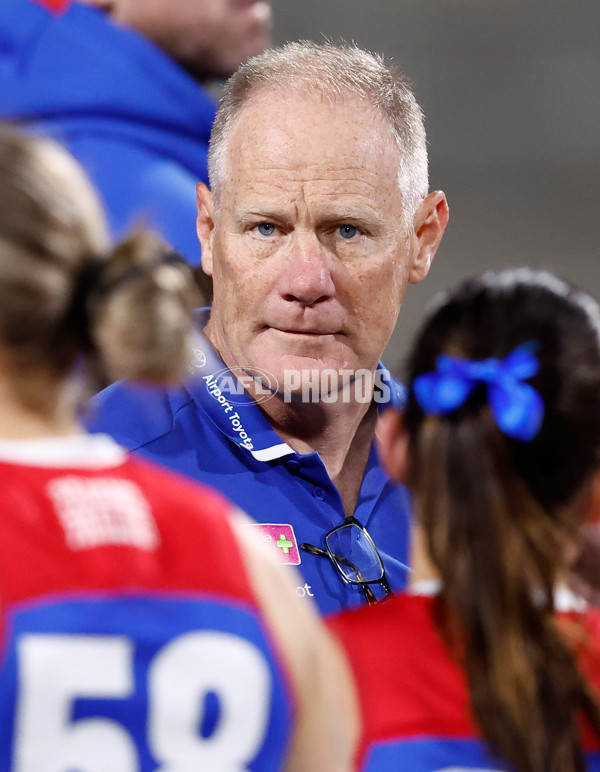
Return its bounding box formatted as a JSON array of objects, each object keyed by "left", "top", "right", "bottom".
[{"left": 271, "top": 327, "right": 338, "bottom": 337}]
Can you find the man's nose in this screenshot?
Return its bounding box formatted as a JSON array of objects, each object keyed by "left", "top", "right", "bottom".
[{"left": 279, "top": 232, "right": 336, "bottom": 306}]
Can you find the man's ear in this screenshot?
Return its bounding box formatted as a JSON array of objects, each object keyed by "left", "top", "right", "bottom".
[
  {"left": 375, "top": 408, "right": 410, "bottom": 483},
  {"left": 196, "top": 183, "right": 215, "bottom": 277},
  {"left": 408, "top": 190, "right": 449, "bottom": 285}
]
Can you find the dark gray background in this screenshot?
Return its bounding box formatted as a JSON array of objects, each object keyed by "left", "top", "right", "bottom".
[{"left": 271, "top": 1, "right": 600, "bottom": 375}]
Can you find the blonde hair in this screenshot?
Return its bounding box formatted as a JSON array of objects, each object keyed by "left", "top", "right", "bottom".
[{"left": 0, "top": 127, "right": 197, "bottom": 414}]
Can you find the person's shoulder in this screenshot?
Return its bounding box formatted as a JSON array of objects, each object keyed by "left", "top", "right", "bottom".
[
  {"left": 123, "top": 453, "right": 243, "bottom": 554},
  {"left": 329, "top": 592, "right": 429, "bottom": 637},
  {"left": 328, "top": 593, "right": 442, "bottom": 678},
  {"left": 72, "top": 137, "right": 204, "bottom": 265},
  {"left": 329, "top": 593, "right": 474, "bottom": 761},
  {"left": 85, "top": 380, "right": 191, "bottom": 451}
]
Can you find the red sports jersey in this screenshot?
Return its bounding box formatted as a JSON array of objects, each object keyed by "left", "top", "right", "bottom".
[
  {"left": 0, "top": 434, "right": 293, "bottom": 771},
  {"left": 329, "top": 590, "right": 600, "bottom": 771}
]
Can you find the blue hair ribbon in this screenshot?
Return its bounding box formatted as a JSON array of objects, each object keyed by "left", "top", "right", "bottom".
[{"left": 412, "top": 341, "right": 545, "bottom": 442}]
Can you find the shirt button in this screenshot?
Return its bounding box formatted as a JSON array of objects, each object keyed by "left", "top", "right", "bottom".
[
  {"left": 286, "top": 458, "right": 301, "bottom": 472},
  {"left": 313, "top": 487, "right": 326, "bottom": 500}
]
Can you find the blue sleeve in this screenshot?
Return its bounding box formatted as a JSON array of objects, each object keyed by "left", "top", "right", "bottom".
[
  {"left": 84, "top": 381, "right": 181, "bottom": 451},
  {"left": 66, "top": 135, "right": 203, "bottom": 266}
]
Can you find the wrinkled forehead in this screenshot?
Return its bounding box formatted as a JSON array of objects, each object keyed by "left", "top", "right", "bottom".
[{"left": 220, "top": 88, "right": 401, "bottom": 191}]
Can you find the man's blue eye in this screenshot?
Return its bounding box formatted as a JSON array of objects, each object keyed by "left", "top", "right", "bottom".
[
  {"left": 256, "top": 223, "right": 275, "bottom": 237},
  {"left": 339, "top": 225, "right": 358, "bottom": 239}
]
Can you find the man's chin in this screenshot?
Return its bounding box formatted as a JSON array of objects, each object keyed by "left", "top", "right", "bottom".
[
  {"left": 252, "top": 358, "right": 366, "bottom": 405},
  {"left": 259, "top": 356, "right": 345, "bottom": 380}
]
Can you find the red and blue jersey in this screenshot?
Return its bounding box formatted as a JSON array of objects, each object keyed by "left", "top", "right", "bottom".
[
  {"left": 329, "top": 591, "right": 600, "bottom": 771},
  {"left": 0, "top": 434, "right": 293, "bottom": 771}
]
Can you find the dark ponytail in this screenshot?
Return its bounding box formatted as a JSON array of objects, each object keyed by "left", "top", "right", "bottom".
[{"left": 404, "top": 269, "right": 600, "bottom": 772}]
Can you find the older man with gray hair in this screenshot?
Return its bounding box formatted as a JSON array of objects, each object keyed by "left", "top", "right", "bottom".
[{"left": 88, "top": 42, "right": 449, "bottom": 614}]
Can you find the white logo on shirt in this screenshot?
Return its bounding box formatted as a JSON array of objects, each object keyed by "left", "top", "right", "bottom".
[{"left": 47, "top": 476, "right": 160, "bottom": 551}]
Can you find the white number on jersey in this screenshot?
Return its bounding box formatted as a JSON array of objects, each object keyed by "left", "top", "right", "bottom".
[{"left": 14, "top": 631, "right": 271, "bottom": 771}]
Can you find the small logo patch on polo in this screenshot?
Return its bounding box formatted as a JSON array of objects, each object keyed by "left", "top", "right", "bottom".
[{"left": 247, "top": 523, "right": 301, "bottom": 565}]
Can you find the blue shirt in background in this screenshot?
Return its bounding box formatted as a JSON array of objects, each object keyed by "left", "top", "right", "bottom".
[{"left": 0, "top": 0, "right": 216, "bottom": 265}]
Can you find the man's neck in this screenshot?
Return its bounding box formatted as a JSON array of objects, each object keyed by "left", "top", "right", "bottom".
[
  {"left": 263, "top": 388, "right": 374, "bottom": 455},
  {"left": 204, "top": 325, "right": 381, "bottom": 517},
  {"left": 258, "top": 386, "right": 379, "bottom": 519}
]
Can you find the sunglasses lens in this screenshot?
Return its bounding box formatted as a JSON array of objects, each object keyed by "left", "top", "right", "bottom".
[{"left": 325, "top": 523, "right": 384, "bottom": 583}]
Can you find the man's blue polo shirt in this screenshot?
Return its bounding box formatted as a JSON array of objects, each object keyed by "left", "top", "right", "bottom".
[{"left": 86, "top": 312, "right": 412, "bottom": 615}]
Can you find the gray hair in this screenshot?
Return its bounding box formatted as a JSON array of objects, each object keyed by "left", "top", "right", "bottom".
[{"left": 208, "top": 41, "right": 429, "bottom": 225}]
